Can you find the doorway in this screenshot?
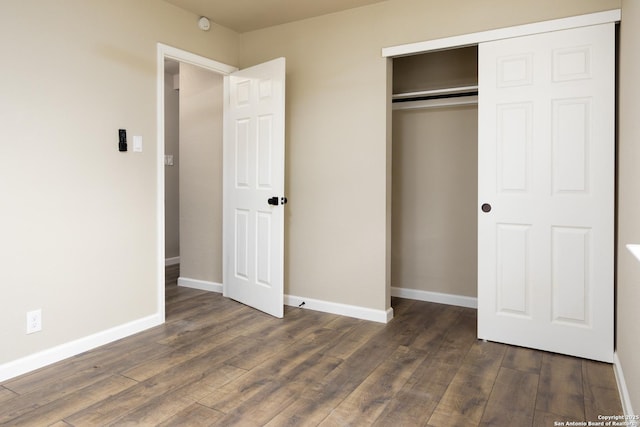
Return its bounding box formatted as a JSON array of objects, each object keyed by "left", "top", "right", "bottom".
[
  {"left": 164, "top": 60, "right": 180, "bottom": 272},
  {"left": 156, "top": 44, "right": 237, "bottom": 320},
  {"left": 163, "top": 59, "right": 225, "bottom": 295},
  {"left": 390, "top": 47, "right": 479, "bottom": 308},
  {"left": 163, "top": 59, "right": 180, "bottom": 286},
  {"left": 157, "top": 46, "right": 288, "bottom": 320}
]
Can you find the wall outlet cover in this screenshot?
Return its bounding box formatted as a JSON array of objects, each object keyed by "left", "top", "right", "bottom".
[{"left": 26, "top": 309, "right": 42, "bottom": 334}]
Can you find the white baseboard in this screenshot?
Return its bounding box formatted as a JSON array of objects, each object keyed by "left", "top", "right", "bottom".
[
  {"left": 613, "top": 352, "right": 636, "bottom": 421},
  {"left": 165, "top": 256, "right": 180, "bottom": 266},
  {"left": 0, "top": 313, "right": 163, "bottom": 383},
  {"left": 391, "top": 286, "right": 478, "bottom": 309},
  {"left": 178, "top": 277, "right": 223, "bottom": 293},
  {"left": 176, "top": 279, "right": 393, "bottom": 324},
  {"left": 285, "top": 294, "right": 393, "bottom": 324},
  {"left": 0, "top": 287, "right": 395, "bottom": 383}
]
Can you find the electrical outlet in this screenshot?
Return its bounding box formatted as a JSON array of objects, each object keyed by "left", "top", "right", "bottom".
[{"left": 26, "top": 309, "right": 42, "bottom": 334}]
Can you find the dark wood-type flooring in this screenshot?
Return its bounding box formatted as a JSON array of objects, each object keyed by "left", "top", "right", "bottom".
[{"left": 0, "top": 264, "right": 623, "bottom": 426}]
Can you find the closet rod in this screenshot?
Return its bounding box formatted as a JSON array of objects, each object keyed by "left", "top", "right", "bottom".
[{"left": 392, "top": 95, "right": 477, "bottom": 111}]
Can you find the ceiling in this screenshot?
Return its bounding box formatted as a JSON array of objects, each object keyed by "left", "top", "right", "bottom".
[{"left": 163, "top": 0, "right": 388, "bottom": 33}]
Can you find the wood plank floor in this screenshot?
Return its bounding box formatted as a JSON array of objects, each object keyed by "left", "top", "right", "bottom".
[{"left": 0, "top": 265, "right": 622, "bottom": 426}]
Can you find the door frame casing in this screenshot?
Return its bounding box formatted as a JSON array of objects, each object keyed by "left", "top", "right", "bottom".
[
  {"left": 382, "top": 9, "right": 621, "bottom": 58},
  {"left": 156, "top": 44, "right": 237, "bottom": 321}
]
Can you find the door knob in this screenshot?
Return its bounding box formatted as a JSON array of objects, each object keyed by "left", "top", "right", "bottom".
[
  {"left": 268, "top": 196, "right": 287, "bottom": 206},
  {"left": 481, "top": 203, "right": 492, "bottom": 213}
]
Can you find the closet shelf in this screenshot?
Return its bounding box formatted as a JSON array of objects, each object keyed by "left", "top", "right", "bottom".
[
  {"left": 392, "top": 95, "right": 477, "bottom": 111},
  {"left": 392, "top": 85, "right": 478, "bottom": 101}
]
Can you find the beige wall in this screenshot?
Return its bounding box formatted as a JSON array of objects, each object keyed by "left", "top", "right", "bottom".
[
  {"left": 179, "top": 63, "right": 224, "bottom": 284},
  {"left": 238, "top": 0, "right": 620, "bottom": 312},
  {"left": 164, "top": 69, "right": 180, "bottom": 260},
  {"left": 617, "top": 0, "right": 640, "bottom": 413},
  {"left": 393, "top": 47, "right": 478, "bottom": 94},
  {"left": 392, "top": 106, "right": 478, "bottom": 297},
  {"left": 0, "top": 0, "right": 238, "bottom": 365}
]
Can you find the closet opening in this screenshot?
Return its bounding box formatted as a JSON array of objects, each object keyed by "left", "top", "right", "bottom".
[{"left": 390, "top": 46, "right": 480, "bottom": 309}]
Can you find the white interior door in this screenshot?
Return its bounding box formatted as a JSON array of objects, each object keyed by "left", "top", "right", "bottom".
[
  {"left": 223, "top": 57, "right": 286, "bottom": 318},
  {"left": 478, "top": 24, "right": 615, "bottom": 362}
]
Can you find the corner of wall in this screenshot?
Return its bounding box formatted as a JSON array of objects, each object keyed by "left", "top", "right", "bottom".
[{"left": 614, "top": 352, "right": 636, "bottom": 420}]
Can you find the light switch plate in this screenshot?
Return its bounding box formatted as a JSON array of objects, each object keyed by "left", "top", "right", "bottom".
[{"left": 133, "top": 135, "right": 142, "bottom": 152}]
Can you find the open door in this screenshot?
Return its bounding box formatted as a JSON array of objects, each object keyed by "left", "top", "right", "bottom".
[
  {"left": 477, "top": 24, "right": 615, "bottom": 362},
  {"left": 223, "top": 58, "right": 286, "bottom": 318}
]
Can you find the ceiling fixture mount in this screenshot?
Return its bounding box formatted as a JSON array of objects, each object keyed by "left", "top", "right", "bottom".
[{"left": 198, "top": 16, "right": 211, "bottom": 31}]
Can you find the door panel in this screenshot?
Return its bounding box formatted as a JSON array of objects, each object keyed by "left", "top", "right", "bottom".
[
  {"left": 224, "top": 58, "right": 286, "bottom": 318},
  {"left": 551, "top": 226, "right": 589, "bottom": 325},
  {"left": 552, "top": 98, "right": 590, "bottom": 193},
  {"left": 478, "top": 24, "right": 614, "bottom": 362},
  {"left": 497, "top": 103, "right": 532, "bottom": 192},
  {"left": 496, "top": 224, "right": 530, "bottom": 317}
]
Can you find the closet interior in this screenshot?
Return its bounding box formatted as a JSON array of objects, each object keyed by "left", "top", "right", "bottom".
[{"left": 391, "top": 46, "right": 479, "bottom": 302}]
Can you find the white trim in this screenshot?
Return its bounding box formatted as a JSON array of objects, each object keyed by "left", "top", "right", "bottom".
[
  {"left": 382, "top": 9, "right": 621, "bottom": 57},
  {"left": 165, "top": 256, "right": 180, "bottom": 266},
  {"left": 173, "top": 279, "right": 393, "bottom": 323},
  {"left": 0, "top": 314, "right": 162, "bottom": 383},
  {"left": 613, "top": 352, "right": 637, "bottom": 423},
  {"left": 156, "top": 45, "right": 167, "bottom": 323},
  {"left": 159, "top": 44, "right": 237, "bottom": 75},
  {"left": 156, "top": 43, "right": 238, "bottom": 328},
  {"left": 391, "top": 286, "right": 478, "bottom": 309},
  {"left": 173, "top": 279, "right": 394, "bottom": 323},
  {"left": 626, "top": 244, "right": 640, "bottom": 262},
  {"left": 285, "top": 295, "right": 393, "bottom": 324},
  {"left": 385, "top": 306, "right": 394, "bottom": 323},
  {"left": 178, "top": 277, "right": 223, "bottom": 293}
]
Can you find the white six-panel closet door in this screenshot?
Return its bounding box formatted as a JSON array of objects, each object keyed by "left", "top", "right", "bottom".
[{"left": 477, "top": 23, "right": 615, "bottom": 362}]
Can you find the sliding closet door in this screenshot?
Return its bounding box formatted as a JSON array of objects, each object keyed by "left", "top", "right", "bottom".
[{"left": 477, "top": 23, "right": 615, "bottom": 362}]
